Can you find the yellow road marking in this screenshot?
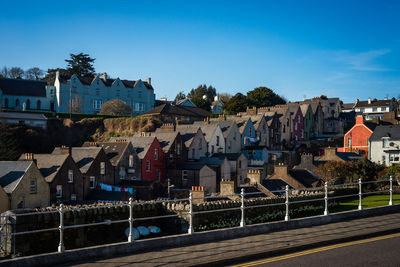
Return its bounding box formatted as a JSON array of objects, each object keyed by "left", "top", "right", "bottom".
[{"left": 232, "top": 232, "right": 400, "bottom": 267}]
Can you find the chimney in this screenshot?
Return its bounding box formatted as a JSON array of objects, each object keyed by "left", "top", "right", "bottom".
[
  {"left": 60, "top": 146, "right": 72, "bottom": 155},
  {"left": 190, "top": 186, "right": 205, "bottom": 204},
  {"left": 99, "top": 72, "right": 108, "bottom": 81},
  {"left": 324, "top": 147, "right": 337, "bottom": 158},
  {"left": 300, "top": 153, "right": 314, "bottom": 169},
  {"left": 355, "top": 115, "right": 364, "bottom": 125},
  {"left": 274, "top": 163, "right": 288, "bottom": 177},
  {"left": 368, "top": 97, "right": 371, "bottom": 104},
  {"left": 23, "top": 153, "right": 37, "bottom": 165},
  {"left": 146, "top": 77, "right": 151, "bottom": 85},
  {"left": 355, "top": 99, "right": 359, "bottom": 103},
  {"left": 247, "top": 169, "right": 262, "bottom": 184},
  {"left": 159, "top": 123, "right": 176, "bottom": 132}
]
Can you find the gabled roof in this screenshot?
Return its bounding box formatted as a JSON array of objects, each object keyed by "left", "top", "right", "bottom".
[
  {"left": 0, "top": 161, "right": 32, "bottom": 194},
  {"left": 227, "top": 117, "right": 252, "bottom": 134},
  {"left": 83, "top": 141, "right": 131, "bottom": 166},
  {"left": 140, "top": 103, "right": 210, "bottom": 118},
  {"left": 0, "top": 78, "right": 47, "bottom": 97},
  {"left": 199, "top": 157, "right": 226, "bottom": 167},
  {"left": 370, "top": 125, "right": 400, "bottom": 141},
  {"left": 188, "top": 123, "right": 219, "bottom": 142},
  {"left": 238, "top": 115, "right": 265, "bottom": 131},
  {"left": 336, "top": 152, "right": 363, "bottom": 162},
  {"left": 342, "top": 103, "right": 355, "bottom": 110},
  {"left": 18, "top": 154, "right": 69, "bottom": 183},
  {"left": 355, "top": 99, "right": 393, "bottom": 108},
  {"left": 262, "top": 179, "right": 288, "bottom": 195},
  {"left": 110, "top": 136, "right": 157, "bottom": 159},
  {"left": 195, "top": 120, "right": 236, "bottom": 138},
  {"left": 58, "top": 74, "right": 153, "bottom": 90},
  {"left": 288, "top": 169, "right": 321, "bottom": 188},
  {"left": 142, "top": 132, "right": 179, "bottom": 153},
  {"left": 176, "top": 98, "right": 196, "bottom": 107},
  {"left": 175, "top": 125, "right": 203, "bottom": 147},
  {"left": 300, "top": 104, "right": 311, "bottom": 117},
  {"left": 52, "top": 147, "right": 102, "bottom": 174}
]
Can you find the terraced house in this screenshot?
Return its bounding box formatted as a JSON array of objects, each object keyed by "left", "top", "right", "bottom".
[{"left": 54, "top": 72, "right": 155, "bottom": 115}]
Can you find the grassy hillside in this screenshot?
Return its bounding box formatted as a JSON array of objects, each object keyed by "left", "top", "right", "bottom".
[{"left": 0, "top": 117, "right": 162, "bottom": 160}]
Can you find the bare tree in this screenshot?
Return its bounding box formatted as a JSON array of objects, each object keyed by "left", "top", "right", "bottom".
[
  {"left": 9, "top": 67, "right": 24, "bottom": 79},
  {"left": 100, "top": 99, "right": 132, "bottom": 116},
  {"left": 0, "top": 66, "right": 10, "bottom": 78},
  {"left": 68, "top": 95, "right": 84, "bottom": 113},
  {"left": 25, "top": 67, "right": 44, "bottom": 80}
]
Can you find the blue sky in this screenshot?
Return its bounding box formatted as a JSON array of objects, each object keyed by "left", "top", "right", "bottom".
[{"left": 0, "top": 0, "right": 399, "bottom": 103}]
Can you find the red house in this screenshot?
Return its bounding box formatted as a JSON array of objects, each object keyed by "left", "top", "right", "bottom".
[
  {"left": 129, "top": 137, "right": 166, "bottom": 183},
  {"left": 290, "top": 105, "right": 304, "bottom": 141},
  {"left": 339, "top": 115, "right": 377, "bottom": 157}
]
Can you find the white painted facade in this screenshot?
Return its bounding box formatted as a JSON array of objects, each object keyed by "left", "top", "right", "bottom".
[
  {"left": 370, "top": 139, "right": 400, "bottom": 166},
  {"left": 54, "top": 72, "right": 155, "bottom": 115}
]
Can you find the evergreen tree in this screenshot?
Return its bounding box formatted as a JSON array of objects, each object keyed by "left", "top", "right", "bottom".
[
  {"left": 65, "top": 53, "right": 96, "bottom": 77},
  {"left": 222, "top": 93, "right": 247, "bottom": 115},
  {"left": 247, "top": 86, "right": 286, "bottom": 107}
]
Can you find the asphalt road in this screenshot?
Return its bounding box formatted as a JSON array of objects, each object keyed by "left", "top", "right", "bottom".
[{"left": 231, "top": 233, "right": 400, "bottom": 267}]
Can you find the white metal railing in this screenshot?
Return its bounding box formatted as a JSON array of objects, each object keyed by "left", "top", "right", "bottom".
[{"left": 0, "top": 176, "right": 397, "bottom": 258}]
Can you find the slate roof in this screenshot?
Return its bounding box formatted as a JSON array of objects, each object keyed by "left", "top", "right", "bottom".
[
  {"left": 186, "top": 123, "right": 218, "bottom": 142},
  {"left": 335, "top": 152, "right": 363, "bottom": 162},
  {"left": 355, "top": 99, "right": 393, "bottom": 108},
  {"left": 52, "top": 147, "right": 102, "bottom": 174},
  {"left": 0, "top": 161, "right": 32, "bottom": 194},
  {"left": 18, "top": 154, "right": 69, "bottom": 183},
  {"left": 175, "top": 125, "right": 202, "bottom": 147},
  {"left": 0, "top": 78, "right": 47, "bottom": 97},
  {"left": 262, "top": 179, "right": 289, "bottom": 195},
  {"left": 82, "top": 141, "right": 130, "bottom": 166},
  {"left": 199, "top": 157, "right": 225, "bottom": 167},
  {"left": 227, "top": 117, "right": 252, "bottom": 134},
  {"left": 58, "top": 75, "right": 153, "bottom": 90},
  {"left": 140, "top": 132, "right": 178, "bottom": 153},
  {"left": 288, "top": 169, "right": 321, "bottom": 188},
  {"left": 110, "top": 136, "right": 156, "bottom": 159},
  {"left": 0, "top": 112, "right": 47, "bottom": 121},
  {"left": 176, "top": 162, "right": 206, "bottom": 170},
  {"left": 140, "top": 103, "right": 210, "bottom": 118},
  {"left": 239, "top": 115, "right": 265, "bottom": 131},
  {"left": 213, "top": 153, "right": 243, "bottom": 161},
  {"left": 342, "top": 103, "right": 355, "bottom": 110},
  {"left": 202, "top": 120, "right": 236, "bottom": 138},
  {"left": 369, "top": 125, "right": 400, "bottom": 141}
]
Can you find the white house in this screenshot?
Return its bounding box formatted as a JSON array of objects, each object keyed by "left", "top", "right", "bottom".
[
  {"left": 54, "top": 72, "right": 155, "bottom": 115},
  {"left": 354, "top": 98, "right": 396, "bottom": 120},
  {"left": 369, "top": 125, "right": 400, "bottom": 166}
]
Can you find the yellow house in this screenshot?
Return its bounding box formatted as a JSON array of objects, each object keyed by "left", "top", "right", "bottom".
[{"left": 0, "top": 160, "right": 50, "bottom": 211}]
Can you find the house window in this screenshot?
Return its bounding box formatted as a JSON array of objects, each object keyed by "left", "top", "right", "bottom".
[
  {"left": 283, "top": 125, "right": 286, "bottom": 133},
  {"left": 192, "top": 149, "right": 195, "bottom": 159},
  {"left": 93, "top": 99, "right": 103, "bottom": 110},
  {"left": 216, "top": 136, "right": 220, "bottom": 146},
  {"left": 37, "top": 100, "right": 41, "bottom": 110},
  {"left": 154, "top": 149, "right": 158, "bottom": 160},
  {"left": 382, "top": 155, "right": 386, "bottom": 163},
  {"left": 348, "top": 138, "right": 352, "bottom": 148},
  {"left": 360, "top": 108, "right": 365, "bottom": 112},
  {"left": 30, "top": 179, "right": 36, "bottom": 194},
  {"left": 177, "top": 143, "right": 181, "bottom": 155},
  {"left": 295, "top": 123, "right": 298, "bottom": 131},
  {"left": 286, "top": 119, "right": 289, "bottom": 126},
  {"left": 146, "top": 160, "right": 151, "bottom": 172},
  {"left": 157, "top": 170, "right": 161, "bottom": 181},
  {"left": 211, "top": 145, "right": 215, "bottom": 154},
  {"left": 249, "top": 128, "right": 252, "bottom": 137},
  {"left": 129, "top": 155, "right": 134, "bottom": 167},
  {"left": 68, "top": 170, "right": 74, "bottom": 183},
  {"left": 56, "top": 185, "right": 62, "bottom": 198},
  {"left": 26, "top": 99, "right": 30, "bottom": 109},
  {"left": 16, "top": 99, "right": 20, "bottom": 107},
  {"left": 100, "top": 162, "right": 105, "bottom": 174},
  {"left": 383, "top": 139, "right": 389, "bottom": 148},
  {"left": 298, "top": 116, "right": 300, "bottom": 123},
  {"left": 199, "top": 138, "right": 202, "bottom": 149},
  {"left": 239, "top": 160, "right": 242, "bottom": 168},
  {"left": 71, "top": 194, "right": 77, "bottom": 201},
  {"left": 182, "top": 170, "right": 188, "bottom": 186},
  {"left": 372, "top": 107, "right": 377, "bottom": 112},
  {"left": 4, "top": 98, "right": 8, "bottom": 108},
  {"left": 135, "top": 103, "right": 144, "bottom": 111},
  {"left": 381, "top": 107, "right": 387, "bottom": 112},
  {"left": 89, "top": 177, "right": 95, "bottom": 189}
]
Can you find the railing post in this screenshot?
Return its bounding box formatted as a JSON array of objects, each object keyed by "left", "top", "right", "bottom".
[
  {"left": 240, "top": 188, "right": 246, "bottom": 227},
  {"left": 389, "top": 176, "right": 393, "bottom": 206},
  {"left": 188, "top": 193, "right": 194, "bottom": 234},
  {"left": 285, "top": 185, "right": 290, "bottom": 221},
  {"left": 324, "top": 182, "right": 329, "bottom": 216},
  {"left": 128, "top": 197, "right": 134, "bottom": 242},
  {"left": 358, "top": 178, "right": 362, "bottom": 210},
  {"left": 58, "top": 204, "right": 65, "bottom": 253}
]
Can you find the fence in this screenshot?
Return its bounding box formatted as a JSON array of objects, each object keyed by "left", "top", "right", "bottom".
[{"left": 0, "top": 176, "right": 397, "bottom": 258}]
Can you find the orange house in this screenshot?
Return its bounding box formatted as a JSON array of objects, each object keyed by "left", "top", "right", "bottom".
[{"left": 339, "top": 115, "right": 377, "bottom": 157}]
